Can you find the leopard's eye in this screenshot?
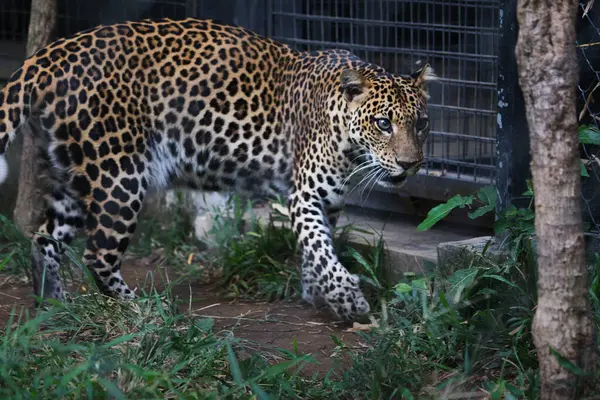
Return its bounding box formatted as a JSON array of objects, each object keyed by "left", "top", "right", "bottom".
[
  {"left": 374, "top": 118, "right": 392, "bottom": 133},
  {"left": 416, "top": 117, "right": 429, "bottom": 132}
]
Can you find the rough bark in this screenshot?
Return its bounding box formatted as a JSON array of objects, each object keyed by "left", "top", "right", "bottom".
[
  {"left": 13, "top": 0, "right": 57, "bottom": 236},
  {"left": 515, "top": 1, "right": 598, "bottom": 398}
]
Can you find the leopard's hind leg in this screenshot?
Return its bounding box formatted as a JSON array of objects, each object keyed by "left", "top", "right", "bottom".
[
  {"left": 79, "top": 163, "right": 148, "bottom": 299},
  {"left": 31, "top": 189, "right": 84, "bottom": 303}
]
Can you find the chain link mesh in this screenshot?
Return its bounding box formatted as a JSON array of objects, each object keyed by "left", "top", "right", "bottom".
[{"left": 577, "top": 0, "right": 600, "bottom": 232}]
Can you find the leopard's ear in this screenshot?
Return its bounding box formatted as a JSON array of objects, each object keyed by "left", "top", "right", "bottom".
[
  {"left": 340, "top": 69, "right": 370, "bottom": 106},
  {"left": 410, "top": 63, "right": 437, "bottom": 91}
]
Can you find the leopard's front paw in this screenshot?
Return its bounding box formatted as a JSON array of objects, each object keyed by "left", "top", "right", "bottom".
[{"left": 324, "top": 272, "right": 371, "bottom": 321}]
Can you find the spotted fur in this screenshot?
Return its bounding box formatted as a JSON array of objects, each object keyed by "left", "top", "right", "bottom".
[{"left": 0, "top": 18, "right": 435, "bottom": 320}]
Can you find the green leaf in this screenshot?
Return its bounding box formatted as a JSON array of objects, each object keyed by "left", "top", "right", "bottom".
[
  {"left": 260, "top": 356, "right": 311, "bottom": 378},
  {"left": 468, "top": 204, "right": 495, "bottom": 219},
  {"left": 101, "top": 333, "right": 139, "bottom": 349},
  {"left": 523, "top": 179, "right": 534, "bottom": 196},
  {"left": 195, "top": 318, "right": 214, "bottom": 333},
  {"left": 399, "top": 389, "right": 414, "bottom": 400},
  {"left": 490, "top": 380, "right": 505, "bottom": 400},
  {"left": 447, "top": 268, "right": 479, "bottom": 303},
  {"left": 0, "top": 250, "right": 14, "bottom": 271},
  {"left": 58, "top": 363, "right": 89, "bottom": 390},
  {"left": 505, "top": 383, "right": 524, "bottom": 398},
  {"left": 411, "top": 278, "right": 428, "bottom": 291},
  {"left": 97, "top": 378, "right": 126, "bottom": 400},
  {"left": 347, "top": 247, "right": 379, "bottom": 286},
  {"left": 581, "top": 160, "right": 589, "bottom": 177},
  {"left": 468, "top": 186, "right": 497, "bottom": 219},
  {"left": 476, "top": 288, "right": 498, "bottom": 296},
  {"left": 549, "top": 346, "right": 587, "bottom": 377},
  {"left": 251, "top": 383, "right": 271, "bottom": 400},
  {"left": 227, "top": 343, "right": 244, "bottom": 384},
  {"left": 438, "top": 291, "right": 451, "bottom": 308},
  {"left": 476, "top": 185, "right": 497, "bottom": 206},
  {"left": 519, "top": 209, "right": 535, "bottom": 221},
  {"left": 394, "top": 282, "right": 413, "bottom": 293},
  {"left": 464, "top": 346, "right": 471, "bottom": 374},
  {"left": 417, "top": 194, "right": 475, "bottom": 231},
  {"left": 329, "top": 334, "right": 344, "bottom": 347},
  {"left": 481, "top": 274, "right": 525, "bottom": 293},
  {"left": 357, "top": 274, "right": 381, "bottom": 289},
  {"left": 578, "top": 124, "right": 600, "bottom": 145}
]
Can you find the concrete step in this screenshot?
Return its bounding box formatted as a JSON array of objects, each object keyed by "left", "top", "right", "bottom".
[{"left": 338, "top": 206, "right": 486, "bottom": 279}]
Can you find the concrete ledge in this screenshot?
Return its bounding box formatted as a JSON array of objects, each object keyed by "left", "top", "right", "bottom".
[
  {"left": 436, "top": 236, "right": 510, "bottom": 292},
  {"left": 436, "top": 233, "right": 600, "bottom": 289}
]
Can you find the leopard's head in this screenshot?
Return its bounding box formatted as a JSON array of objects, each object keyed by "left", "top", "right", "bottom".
[{"left": 341, "top": 64, "right": 436, "bottom": 188}]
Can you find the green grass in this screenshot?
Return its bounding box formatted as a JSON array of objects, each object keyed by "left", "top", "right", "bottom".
[
  {"left": 0, "top": 288, "right": 328, "bottom": 399},
  {"left": 201, "top": 195, "right": 302, "bottom": 301},
  {"left": 0, "top": 213, "right": 32, "bottom": 278}
]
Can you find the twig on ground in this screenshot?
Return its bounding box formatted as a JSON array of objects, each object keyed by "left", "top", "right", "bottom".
[
  {"left": 0, "top": 291, "right": 21, "bottom": 300},
  {"left": 191, "top": 313, "right": 344, "bottom": 327}
]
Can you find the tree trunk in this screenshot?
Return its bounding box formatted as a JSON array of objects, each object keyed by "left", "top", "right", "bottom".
[
  {"left": 515, "top": 1, "right": 598, "bottom": 398},
  {"left": 13, "top": 0, "right": 57, "bottom": 236}
]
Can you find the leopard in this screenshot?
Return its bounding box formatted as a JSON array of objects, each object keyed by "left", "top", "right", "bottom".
[{"left": 0, "top": 18, "right": 436, "bottom": 320}]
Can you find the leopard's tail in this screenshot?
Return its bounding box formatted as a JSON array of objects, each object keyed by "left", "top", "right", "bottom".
[{"left": 0, "top": 61, "right": 41, "bottom": 185}]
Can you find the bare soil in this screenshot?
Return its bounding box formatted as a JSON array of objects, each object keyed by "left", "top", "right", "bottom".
[{"left": 0, "top": 253, "right": 366, "bottom": 377}]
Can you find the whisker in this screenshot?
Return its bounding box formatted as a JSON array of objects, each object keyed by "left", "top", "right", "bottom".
[
  {"left": 359, "top": 167, "right": 383, "bottom": 201},
  {"left": 339, "top": 160, "right": 379, "bottom": 189},
  {"left": 365, "top": 169, "right": 389, "bottom": 201},
  {"left": 342, "top": 161, "right": 377, "bottom": 183},
  {"left": 346, "top": 167, "right": 380, "bottom": 196},
  {"left": 348, "top": 151, "right": 370, "bottom": 164},
  {"left": 346, "top": 155, "right": 373, "bottom": 173}
]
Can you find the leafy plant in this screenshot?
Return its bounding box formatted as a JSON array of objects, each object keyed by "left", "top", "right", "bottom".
[
  {"left": 578, "top": 124, "right": 600, "bottom": 145},
  {"left": 577, "top": 124, "right": 600, "bottom": 178},
  {"left": 335, "top": 250, "right": 539, "bottom": 399},
  {"left": 417, "top": 181, "right": 535, "bottom": 248},
  {"left": 416, "top": 185, "right": 497, "bottom": 232}
]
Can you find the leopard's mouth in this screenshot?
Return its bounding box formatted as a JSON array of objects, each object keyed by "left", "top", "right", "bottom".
[{"left": 377, "top": 173, "right": 407, "bottom": 188}]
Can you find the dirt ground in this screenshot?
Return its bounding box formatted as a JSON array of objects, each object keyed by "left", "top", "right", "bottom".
[{"left": 0, "top": 253, "right": 368, "bottom": 377}]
